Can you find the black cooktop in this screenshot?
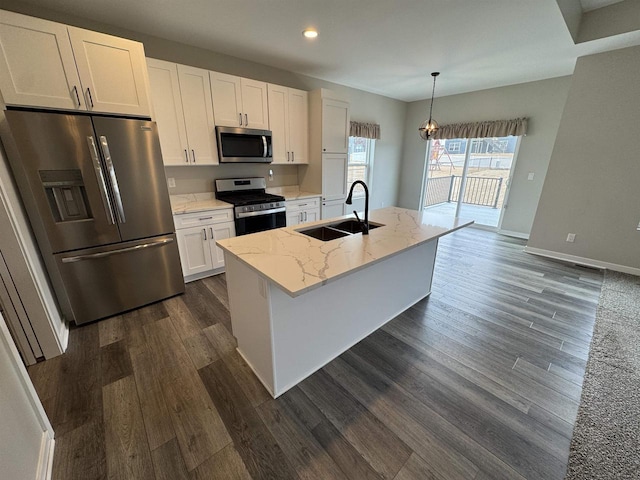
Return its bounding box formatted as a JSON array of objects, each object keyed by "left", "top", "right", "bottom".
[{"left": 216, "top": 191, "right": 285, "bottom": 206}]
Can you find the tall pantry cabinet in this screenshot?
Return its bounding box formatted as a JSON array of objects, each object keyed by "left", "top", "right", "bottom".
[{"left": 300, "top": 89, "right": 350, "bottom": 219}]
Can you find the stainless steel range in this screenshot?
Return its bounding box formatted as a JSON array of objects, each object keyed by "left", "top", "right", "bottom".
[{"left": 215, "top": 178, "right": 286, "bottom": 235}]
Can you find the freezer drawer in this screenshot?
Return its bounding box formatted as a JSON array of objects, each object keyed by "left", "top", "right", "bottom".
[{"left": 54, "top": 234, "right": 184, "bottom": 324}]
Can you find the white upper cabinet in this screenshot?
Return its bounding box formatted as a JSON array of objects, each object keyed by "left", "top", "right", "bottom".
[
  {"left": 288, "top": 88, "right": 309, "bottom": 163},
  {"left": 322, "top": 98, "right": 350, "bottom": 154},
  {"left": 268, "top": 84, "right": 308, "bottom": 164},
  {"left": 0, "top": 11, "right": 82, "bottom": 110},
  {"left": 147, "top": 58, "right": 188, "bottom": 165},
  {"left": 68, "top": 27, "right": 150, "bottom": 117},
  {"left": 177, "top": 64, "right": 217, "bottom": 165},
  {"left": 211, "top": 71, "right": 269, "bottom": 129},
  {"left": 147, "top": 59, "right": 218, "bottom": 166},
  {"left": 0, "top": 10, "right": 151, "bottom": 116}
]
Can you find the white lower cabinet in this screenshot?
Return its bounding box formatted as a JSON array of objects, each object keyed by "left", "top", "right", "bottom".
[
  {"left": 285, "top": 197, "right": 320, "bottom": 226},
  {"left": 173, "top": 209, "right": 235, "bottom": 281}
]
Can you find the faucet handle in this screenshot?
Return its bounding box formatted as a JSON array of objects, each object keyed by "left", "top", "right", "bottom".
[{"left": 353, "top": 211, "right": 362, "bottom": 223}]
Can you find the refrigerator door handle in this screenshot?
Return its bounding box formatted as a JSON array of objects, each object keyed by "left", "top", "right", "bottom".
[
  {"left": 99, "top": 135, "right": 126, "bottom": 224},
  {"left": 61, "top": 238, "right": 174, "bottom": 263},
  {"left": 86, "top": 136, "right": 116, "bottom": 225}
]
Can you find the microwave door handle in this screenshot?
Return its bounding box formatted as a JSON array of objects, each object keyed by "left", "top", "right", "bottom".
[
  {"left": 262, "top": 135, "right": 267, "bottom": 158},
  {"left": 99, "top": 136, "right": 126, "bottom": 224},
  {"left": 86, "top": 136, "right": 116, "bottom": 225}
]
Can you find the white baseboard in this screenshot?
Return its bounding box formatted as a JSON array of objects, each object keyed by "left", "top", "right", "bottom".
[
  {"left": 523, "top": 246, "right": 640, "bottom": 275},
  {"left": 498, "top": 229, "right": 530, "bottom": 240},
  {"left": 36, "top": 434, "right": 55, "bottom": 480}
]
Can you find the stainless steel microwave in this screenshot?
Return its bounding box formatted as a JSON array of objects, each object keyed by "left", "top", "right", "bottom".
[{"left": 216, "top": 126, "right": 273, "bottom": 163}]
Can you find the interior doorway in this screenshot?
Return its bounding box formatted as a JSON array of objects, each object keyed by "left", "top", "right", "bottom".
[{"left": 422, "top": 135, "right": 520, "bottom": 228}]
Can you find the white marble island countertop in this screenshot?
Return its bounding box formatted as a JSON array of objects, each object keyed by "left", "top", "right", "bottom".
[{"left": 216, "top": 207, "right": 473, "bottom": 297}]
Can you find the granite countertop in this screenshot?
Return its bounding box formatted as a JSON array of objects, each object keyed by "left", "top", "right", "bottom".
[
  {"left": 170, "top": 193, "right": 232, "bottom": 215},
  {"left": 216, "top": 207, "right": 473, "bottom": 297}
]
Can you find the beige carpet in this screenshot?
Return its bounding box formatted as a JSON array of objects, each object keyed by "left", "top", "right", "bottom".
[{"left": 565, "top": 271, "right": 640, "bottom": 479}]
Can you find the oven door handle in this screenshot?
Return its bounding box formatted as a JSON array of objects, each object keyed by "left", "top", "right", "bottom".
[
  {"left": 262, "top": 135, "right": 267, "bottom": 158},
  {"left": 236, "top": 206, "right": 285, "bottom": 219}
]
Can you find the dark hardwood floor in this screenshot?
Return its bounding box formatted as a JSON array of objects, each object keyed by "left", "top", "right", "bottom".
[{"left": 28, "top": 228, "right": 602, "bottom": 479}]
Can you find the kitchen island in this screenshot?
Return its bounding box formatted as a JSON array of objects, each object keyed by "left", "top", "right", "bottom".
[{"left": 216, "top": 207, "right": 472, "bottom": 397}]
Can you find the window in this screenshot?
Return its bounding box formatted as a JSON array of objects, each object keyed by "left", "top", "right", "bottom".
[
  {"left": 447, "top": 140, "right": 461, "bottom": 153},
  {"left": 348, "top": 137, "right": 374, "bottom": 195}
]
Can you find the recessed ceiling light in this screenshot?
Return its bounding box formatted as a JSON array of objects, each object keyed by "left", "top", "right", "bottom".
[{"left": 303, "top": 28, "right": 318, "bottom": 39}]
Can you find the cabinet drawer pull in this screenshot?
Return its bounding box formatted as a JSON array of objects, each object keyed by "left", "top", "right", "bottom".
[
  {"left": 199, "top": 216, "right": 213, "bottom": 221},
  {"left": 299, "top": 203, "right": 307, "bottom": 207}
]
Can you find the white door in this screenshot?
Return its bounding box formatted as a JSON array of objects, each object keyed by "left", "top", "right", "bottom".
[
  {"left": 0, "top": 11, "right": 82, "bottom": 110},
  {"left": 321, "top": 200, "right": 346, "bottom": 220},
  {"left": 146, "top": 59, "right": 189, "bottom": 165},
  {"left": 210, "top": 71, "right": 242, "bottom": 127},
  {"left": 267, "top": 84, "right": 289, "bottom": 164},
  {"left": 322, "top": 154, "right": 348, "bottom": 201},
  {"left": 176, "top": 226, "right": 213, "bottom": 276},
  {"left": 240, "top": 79, "right": 269, "bottom": 129},
  {"left": 286, "top": 210, "right": 301, "bottom": 227},
  {"left": 304, "top": 209, "right": 319, "bottom": 223},
  {"left": 322, "top": 98, "right": 349, "bottom": 154},
  {"left": 0, "top": 313, "right": 54, "bottom": 480},
  {"left": 210, "top": 222, "right": 235, "bottom": 269},
  {"left": 68, "top": 27, "right": 151, "bottom": 117},
  {"left": 288, "top": 89, "right": 308, "bottom": 164},
  {"left": 177, "top": 64, "right": 218, "bottom": 165}
]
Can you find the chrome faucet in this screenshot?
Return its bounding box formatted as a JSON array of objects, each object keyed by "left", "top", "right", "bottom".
[{"left": 345, "top": 180, "right": 369, "bottom": 234}]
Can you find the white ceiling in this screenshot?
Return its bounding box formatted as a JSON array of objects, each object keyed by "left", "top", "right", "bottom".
[{"left": 12, "top": 0, "right": 640, "bottom": 101}]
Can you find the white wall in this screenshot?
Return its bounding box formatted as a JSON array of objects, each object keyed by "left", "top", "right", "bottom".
[
  {"left": 528, "top": 45, "right": 640, "bottom": 271},
  {"left": 399, "top": 76, "right": 572, "bottom": 236}
]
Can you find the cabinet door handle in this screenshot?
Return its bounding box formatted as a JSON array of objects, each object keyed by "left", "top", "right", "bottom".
[
  {"left": 191, "top": 149, "right": 196, "bottom": 163},
  {"left": 239, "top": 113, "right": 243, "bottom": 126},
  {"left": 304, "top": 211, "right": 307, "bottom": 222},
  {"left": 72, "top": 85, "right": 81, "bottom": 107},
  {"left": 244, "top": 113, "right": 248, "bottom": 126},
  {"left": 287, "top": 151, "right": 290, "bottom": 162},
  {"left": 300, "top": 212, "right": 304, "bottom": 223},
  {"left": 292, "top": 151, "right": 295, "bottom": 162},
  {"left": 86, "top": 87, "right": 94, "bottom": 108},
  {"left": 184, "top": 149, "right": 189, "bottom": 163},
  {"left": 203, "top": 228, "right": 207, "bottom": 240},
  {"left": 210, "top": 227, "right": 214, "bottom": 238}
]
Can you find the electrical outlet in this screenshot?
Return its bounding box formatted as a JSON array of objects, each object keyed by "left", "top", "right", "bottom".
[
  {"left": 566, "top": 233, "right": 576, "bottom": 243},
  {"left": 167, "top": 177, "right": 176, "bottom": 188},
  {"left": 268, "top": 169, "right": 273, "bottom": 181},
  {"left": 527, "top": 172, "right": 535, "bottom": 181}
]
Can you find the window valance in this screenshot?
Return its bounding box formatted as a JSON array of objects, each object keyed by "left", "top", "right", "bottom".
[
  {"left": 350, "top": 121, "right": 380, "bottom": 139},
  {"left": 433, "top": 117, "right": 528, "bottom": 140}
]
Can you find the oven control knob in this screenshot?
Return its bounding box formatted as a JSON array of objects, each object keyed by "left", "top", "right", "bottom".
[{"left": 270, "top": 203, "right": 274, "bottom": 208}]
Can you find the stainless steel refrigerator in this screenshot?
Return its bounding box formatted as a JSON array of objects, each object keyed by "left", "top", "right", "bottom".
[{"left": 2, "top": 110, "right": 184, "bottom": 325}]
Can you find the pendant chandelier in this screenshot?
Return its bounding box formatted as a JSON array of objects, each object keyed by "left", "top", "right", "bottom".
[{"left": 418, "top": 72, "right": 440, "bottom": 140}]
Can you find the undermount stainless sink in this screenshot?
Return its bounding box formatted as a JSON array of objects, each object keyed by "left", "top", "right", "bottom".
[
  {"left": 298, "top": 226, "right": 350, "bottom": 241},
  {"left": 330, "top": 220, "right": 383, "bottom": 234},
  {"left": 297, "top": 218, "right": 385, "bottom": 241}
]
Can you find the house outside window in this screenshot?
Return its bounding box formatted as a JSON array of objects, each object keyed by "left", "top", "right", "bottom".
[{"left": 347, "top": 137, "right": 374, "bottom": 195}]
